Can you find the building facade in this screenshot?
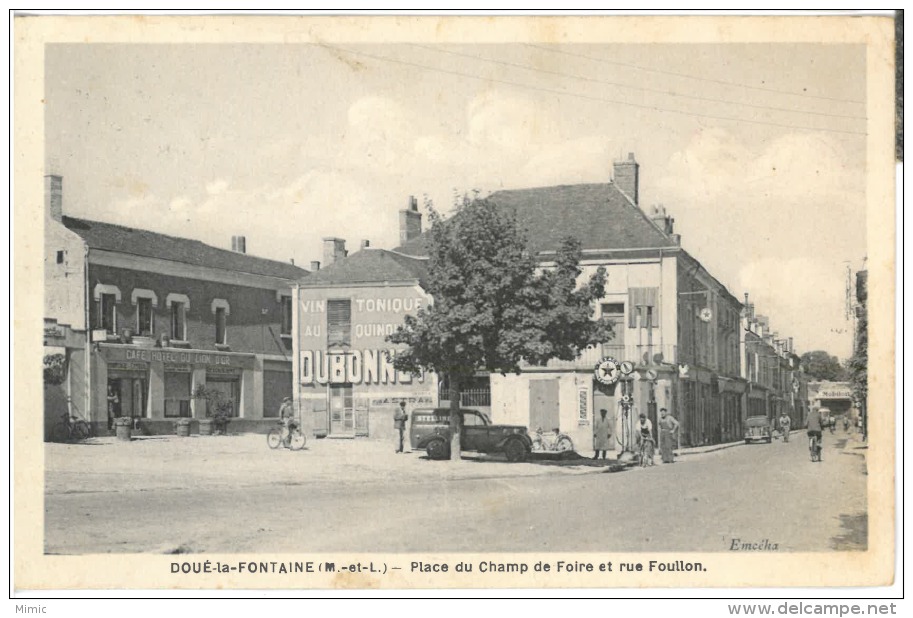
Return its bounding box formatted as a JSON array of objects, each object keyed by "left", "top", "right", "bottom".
[
  {"left": 292, "top": 206, "right": 438, "bottom": 440},
  {"left": 293, "top": 155, "right": 754, "bottom": 452},
  {"left": 43, "top": 175, "right": 308, "bottom": 437},
  {"left": 741, "top": 297, "right": 807, "bottom": 431}
]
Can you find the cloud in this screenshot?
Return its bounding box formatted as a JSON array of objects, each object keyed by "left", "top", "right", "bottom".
[
  {"left": 739, "top": 257, "right": 855, "bottom": 358},
  {"left": 205, "top": 178, "right": 229, "bottom": 195}
]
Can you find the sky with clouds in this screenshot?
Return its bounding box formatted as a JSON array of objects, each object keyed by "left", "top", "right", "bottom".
[{"left": 44, "top": 42, "right": 868, "bottom": 359}]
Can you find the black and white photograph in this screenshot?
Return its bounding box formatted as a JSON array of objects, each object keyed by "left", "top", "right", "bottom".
[{"left": 14, "top": 13, "right": 896, "bottom": 592}]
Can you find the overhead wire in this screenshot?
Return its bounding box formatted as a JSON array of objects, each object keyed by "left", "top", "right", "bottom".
[
  {"left": 321, "top": 44, "right": 868, "bottom": 136},
  {"left": 523, "top": 43, "right": 866, "bottom": 106},
  {"left": 409, "top": 43, "right": 865, "bottom": 121}
]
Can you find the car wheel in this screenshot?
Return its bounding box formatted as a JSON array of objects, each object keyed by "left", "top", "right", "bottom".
[
  {"left": 766, "top": 437, "right": 772, "bottom": 444},
  {"left": 745, "top": 439, "right": 751, "bottom": 445},
  {"left": 555, "top": 436, "right": 574, "bottom": 452},
  {"left": 426, "top": 439, "right": 448, "bottom": 460},
  {"left": 504, "top": 438, "right": 528, "bottom": 462}
]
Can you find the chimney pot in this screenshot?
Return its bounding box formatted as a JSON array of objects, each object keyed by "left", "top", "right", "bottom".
[
  {"left": 45, "top": 174, "right": 63, "bottom": 222},
  {"left": 360, "top": 239, "right": 371, "bottom": 250},
  {"left": 310, "top": 260, "right": 321, "bottom": 271},
  {"left": 612, "top": 152, "right": 639, "bottom": 205},
  {"left": 322, "top": 237, "right": 346, "bottom": 266},
  {"left": 231, "top": 235, "right": 247, "bottom": 253},
  {"left": 400, "top": 196, "right": 423, "bottom": 244}
]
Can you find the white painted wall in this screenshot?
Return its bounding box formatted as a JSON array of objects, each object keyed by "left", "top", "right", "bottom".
[{"left": 45, "top": 217, "right": 87, "bottom": 330}]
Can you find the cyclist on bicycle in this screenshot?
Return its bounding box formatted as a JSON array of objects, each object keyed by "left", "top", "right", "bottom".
[
  {"left": 279, "top": 397, "right": 297, "bottom": 444},
  {"left": 807, "top": 408, "right": 823, "bottom": 461},
  {"left": 778, "top": 411, "right": 792, "bottom": 443},
  {"left": 636, "top": 412, "right": 655, "bottom": 467}
]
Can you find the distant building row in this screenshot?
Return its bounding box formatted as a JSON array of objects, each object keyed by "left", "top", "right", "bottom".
[{"left": 43, "top": 154, "right": 808, "bottom": 447}]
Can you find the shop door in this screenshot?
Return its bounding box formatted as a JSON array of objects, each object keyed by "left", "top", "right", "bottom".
[
  {"left": 529, "top": 379, "right": 559, "bottom": 432},
  {"left": 329, "top": 384, "right": 354, "bottom": 436},
  {"left": 593, "top": 384, "right": 616, "bottom": 451},
  {"left": 109, "top": 375, "right": 147, "bottom": 418}
]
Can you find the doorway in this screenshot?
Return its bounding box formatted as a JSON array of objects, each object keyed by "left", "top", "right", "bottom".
[
  {"left": 529, "top": 379, "right": 560, "bottom": 432},
  {"left": 329, "top": 383, "right": 354, "bottom": 436},
  {"left": 592, "top": 382, "right": 616, "bottom": 451},
  {"left": 108, "top": 375, "right": 147, "bottom": 419}
]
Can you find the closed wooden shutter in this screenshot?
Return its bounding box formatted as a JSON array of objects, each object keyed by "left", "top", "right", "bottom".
[
  {"left": 628, "top": 287, "right": 659, "bottom": 328},
  {"left": 327, "top": 299, "right": 351, "bottom": 347}
]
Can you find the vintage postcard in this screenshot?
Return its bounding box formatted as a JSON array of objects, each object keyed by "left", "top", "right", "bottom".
[{"left": 13, "top": 14, "right": 896, "bottom": 592}]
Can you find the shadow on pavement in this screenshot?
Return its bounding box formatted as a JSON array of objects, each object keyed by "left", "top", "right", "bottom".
[{"left": 830, "top": 513, "right": 868, "bottom": 551}]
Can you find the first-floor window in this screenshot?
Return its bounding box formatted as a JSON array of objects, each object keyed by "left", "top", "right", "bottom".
[
  {"left": 99, "top": 293, "right": 117, "bottom": 333},
  {"left": 280, "top": 295, "right": 293, "bottom": 336},
  {"left": 215, "top": 307, "right": 227, "bottom": 344},
  {"left": 137, "top": 297, "right": 154, "bottom": 336},
  {"left": 171, "top": 301, "right": 186, "bottom": 340}
]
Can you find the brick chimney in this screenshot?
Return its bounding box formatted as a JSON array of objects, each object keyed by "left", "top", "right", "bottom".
[
  {"left": 45, "top": 174, "right": 63, "bottom": 222},
  {"left": 310, "top": 260, "right": 321, "bottom": 271},
  {"left": 650, "top": 204, "right": 675, "bottom": 235},
  {"left": 613, "top": 152, "right": 639, "bottom": 205},
  {"left": 399, "top": 195, "right": 422, "bottom": 243},
  {"left": 231, "top": 235, "right": 247, "bottom": 253},
  {"left": 322, "top": 237, "right": 347, "bottom": 266}
]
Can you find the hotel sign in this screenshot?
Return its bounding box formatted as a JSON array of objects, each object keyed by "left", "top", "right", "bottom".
[{"left": 99, "top": 345, "right": 255, "bottom": 369}]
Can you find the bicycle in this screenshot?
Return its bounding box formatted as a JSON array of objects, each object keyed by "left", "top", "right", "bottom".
[
  {"left": 267, "top": 420, "right": 306, "bottom": 451},
  {"left": 808, "top": 433, "right": 822, "bottom": 462},
  {"left": 638, "top": 436, "right": 655, "bottom": 468},
  {"left": 52, "top": 412, "right": 92, "bottom": 443},
  {"left": 530, "top": 426, "right": 574, "bottom": 453}
]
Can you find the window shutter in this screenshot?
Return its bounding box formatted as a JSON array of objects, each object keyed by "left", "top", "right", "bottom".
[
  {"left": 628, "top": 287, "right": 659, "bottom": 327},
  {"left": 327, "top": 300, "right": 352, "bottom": 346}
]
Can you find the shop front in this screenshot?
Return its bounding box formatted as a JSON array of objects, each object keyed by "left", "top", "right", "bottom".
[{"left": 93, "top": 344, "right": 258, "bottom": 434}]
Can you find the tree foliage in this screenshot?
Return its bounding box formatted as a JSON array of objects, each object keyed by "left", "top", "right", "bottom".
[
  {"left": 799, "top": 350, "right": 848, "bottom": 382},
  {"left": 387, "top": 195, "right": 613, "bottom": 459},
  {"left": 43, "top": 354, "right": 67, "bottom": 385}
]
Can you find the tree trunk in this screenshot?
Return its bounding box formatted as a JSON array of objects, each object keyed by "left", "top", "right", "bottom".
[{"left": 449, "top": 375, "right": 462, "bottom": 461}]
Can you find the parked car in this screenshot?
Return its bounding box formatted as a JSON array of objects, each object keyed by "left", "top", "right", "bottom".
[
  {"left": 409, "top": 408, "right": 532, "bottom": 462},
  {"left": 744, "top": 415, "right": 772, "bottom": 444}
]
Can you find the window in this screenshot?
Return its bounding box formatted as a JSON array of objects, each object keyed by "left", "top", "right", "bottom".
[
  {"left": 327, "top": 299, "right": 351, "bottom": 347},
  {"left": 164, "top": 371, "right": 192, "bottom": 418},
  {"left": 137, "top": 297, "right": 154, "bottom": 336},
  {"left": 211, "top": 299, "right": 230, "bottom": 345},
  {"left": 56, "top": 250, "right": 64, "bottom": 264},
  {"left": 628, "top": 287, "right": 659, "bottom": 327},
  {"left": 165, "top": 293, "right": 190, "bottom": 341},
  {"left": 215, "top": 308, "right": 227, "bottom": 345},
  {"left": 99, "top": 293, "right": 117, "bottom": 333},
  {"left": 170, "top": 302, "right": 186, "bottom": 340},
  {"left": 280, "top": 295, "right": 293, "bottom": 336}
]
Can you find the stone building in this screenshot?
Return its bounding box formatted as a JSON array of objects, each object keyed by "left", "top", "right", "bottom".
[{"left": 43, "top": 175, "right": 308, "bottom": 437}]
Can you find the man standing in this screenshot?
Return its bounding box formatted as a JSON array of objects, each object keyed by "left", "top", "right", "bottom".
[
  {"left": 592, "top": 408, "right": 611, "bottom": 460},
  {"left": 659, "top": 408, "right": 680, "bottom": 463},
  {"left": 394, "top": 401, "right": 409, "bottom": 453}
]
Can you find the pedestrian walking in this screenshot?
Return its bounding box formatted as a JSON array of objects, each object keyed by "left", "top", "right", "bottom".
[
  {"left": 592, "top": 408, "right": 611, "bottom": 460},
  {"left": 106, "top": 384, "right": 119, "bottom": 431},
  {"left": 778, "top": 411, "right": 792, "bottom": 443},
  {"left": 394, "top": 401, "right": 409, "bottom": 453},
  {"left": 659, "top": 408, "right": 680, "bottom": 463}
]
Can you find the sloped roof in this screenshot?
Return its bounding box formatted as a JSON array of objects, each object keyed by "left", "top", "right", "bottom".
[
  {"left": 62, "top": 216, "right": 308, "bottom": 280},
  {"left": 394, "top": 182, "right": 676, "bottom": 257},
  {"left": 300, "top": 248, "right": 428, "bottom": 287}
]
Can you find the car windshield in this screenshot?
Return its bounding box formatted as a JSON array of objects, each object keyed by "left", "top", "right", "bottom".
[
  {"left": 746, "top": 417, "right": 768, "bottom": 427},
  {"left": 462, "top": 411, "right": 489, "bottom": 426}
]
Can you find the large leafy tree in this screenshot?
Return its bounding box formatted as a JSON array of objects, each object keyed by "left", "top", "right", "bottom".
[
  {"left": 387, "top": 195, "right": 613, "bottom": 460},
  {"left": 799, "top": 350, "right": 848, "bottom": 382}
]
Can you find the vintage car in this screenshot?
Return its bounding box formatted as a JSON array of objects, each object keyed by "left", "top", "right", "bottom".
[
  {"left": 409, "top": 408, "right": 533, "bottom": 462},
  {"left": 744, "top": 415, "right": 772, "bottom": 444}
]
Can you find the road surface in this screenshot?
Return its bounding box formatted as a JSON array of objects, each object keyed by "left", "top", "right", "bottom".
[{"left": 45, "top": 432, "right": 867, "bottom": 554}]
